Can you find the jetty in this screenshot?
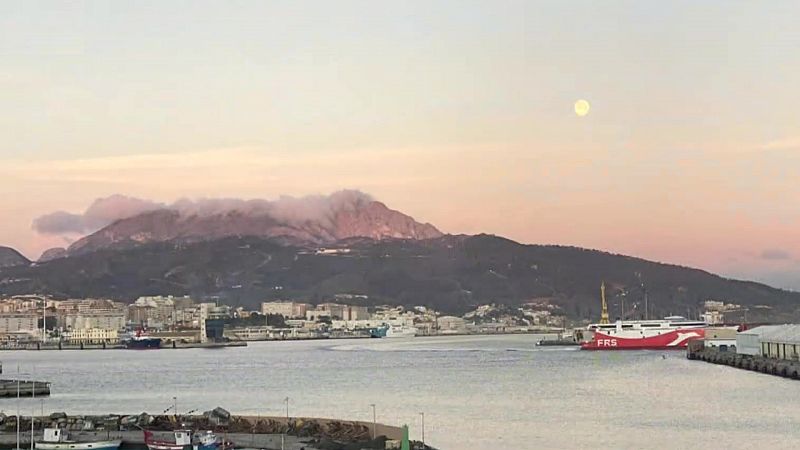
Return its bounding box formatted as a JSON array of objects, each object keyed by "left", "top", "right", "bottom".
[
  {"left": 0, "top": 379, "right": 51, "bottom": 397},
  {"left": 687, "top": 341, "right": 800, "bottom": 380}
]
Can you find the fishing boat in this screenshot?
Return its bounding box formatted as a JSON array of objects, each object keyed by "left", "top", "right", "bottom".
[
  {"left": 144, "top": 430, "right": 230, "bottom": 450},
  {"left": 35, "top": 428, "right": 121, "bottom": 450}
]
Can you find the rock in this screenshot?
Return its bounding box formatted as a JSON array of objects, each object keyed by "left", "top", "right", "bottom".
[
  {"left": 50, "top": 412, "right": 67, "bottom": 420},
  {"left": 211, "top": 407, "right": 230, "bottom": 420},
  {"left": 137, "top": 413, "right": 153, "bottom": 426}
]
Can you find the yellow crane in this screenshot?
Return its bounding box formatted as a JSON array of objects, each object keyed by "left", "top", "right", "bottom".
[{"left": 599, "top": 281, "right": 610, "bottom": 324}]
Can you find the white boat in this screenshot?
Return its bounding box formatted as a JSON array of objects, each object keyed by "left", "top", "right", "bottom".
[
  {"left": 35, "top": 428, "right": 122, "bottom": 450},
  {"left": 384, "top": 325, "right": 418, "bottom": 338}
]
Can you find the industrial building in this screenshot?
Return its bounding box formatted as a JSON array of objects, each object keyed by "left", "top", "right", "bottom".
[{"left": 737, "top": 324, "right": 800, "bottom": 360}]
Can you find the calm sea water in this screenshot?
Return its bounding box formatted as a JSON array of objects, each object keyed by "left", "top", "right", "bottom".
[{"left": 2, "top": 335, "right": 800, "bottom": 449}]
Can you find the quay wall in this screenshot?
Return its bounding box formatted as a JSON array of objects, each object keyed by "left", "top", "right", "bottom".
[
  {"left": 0, "top": 380, "right": 50, "bottom": 397},
  {"left": 687, "top": 345, "right": 800, "bottom": 380}
]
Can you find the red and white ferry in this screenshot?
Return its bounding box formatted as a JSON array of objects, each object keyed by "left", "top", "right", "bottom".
[{"left": 580, "top": 316, "right": 707, "bottom": 350}]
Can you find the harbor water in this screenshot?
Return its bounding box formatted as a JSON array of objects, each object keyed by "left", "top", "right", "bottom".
[{"left": 2, "top": 335, "right": 800, "bottom": 449}]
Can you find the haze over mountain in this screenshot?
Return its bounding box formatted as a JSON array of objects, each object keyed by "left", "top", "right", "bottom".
[{"left": 33, "top": 191, "right": 442, "bottom": 257}]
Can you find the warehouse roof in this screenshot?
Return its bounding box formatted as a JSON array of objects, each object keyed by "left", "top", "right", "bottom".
[{"left": 740, "top": 324, "right": 800, "bottom": 344}]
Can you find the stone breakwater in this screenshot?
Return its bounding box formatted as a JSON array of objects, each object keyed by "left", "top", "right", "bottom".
[
  {"left": 0, "top": 411, "right": 410, "bottom": 450},
  {"left": 687, "top": 346, "right": 800, "bottom": 380}
]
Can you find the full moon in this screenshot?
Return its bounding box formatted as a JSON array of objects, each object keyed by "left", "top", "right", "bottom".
[{"left": 574, "top": 99, "right": 591, "bottom": 117}]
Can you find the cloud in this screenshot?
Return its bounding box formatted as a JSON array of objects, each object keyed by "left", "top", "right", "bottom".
[
  {"left": 761, "top": 137, "right": 800, "bottom": 151},
  {"left": 761, "top": 248, "right": 792, "bottom": 260},
  {"left": 32, "top": 195, "right": 164, "bottom": 234},
  {"left": 32, "top": 190, "right": 374, "bottom": 236}
]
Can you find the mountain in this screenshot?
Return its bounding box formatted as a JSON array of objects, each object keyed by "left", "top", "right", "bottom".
[
  {"left": 66, "top": 199, "right": 442, "bottom": 256},
  {"left": 0, "top": 246, "right": 30, "bottom": 268},
  {"left": 3, "top": 235, "right": 799, "bottom": 321},
  {"left": 38, "top": 247, "right": 67, "bottom": 262}
]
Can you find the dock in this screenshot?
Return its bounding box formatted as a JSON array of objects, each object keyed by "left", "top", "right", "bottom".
[
  {"left": 0, "top": 341, "right": 247, "bottom": 351},
  {"left": 687, "top": 341, "right": 800, "bottom": 380},
  {"left": 0, "top": 379, "right": 51, "bottom": 397}
]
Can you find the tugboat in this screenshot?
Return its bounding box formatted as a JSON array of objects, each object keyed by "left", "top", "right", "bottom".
[
  {"left": 124, "top": 328, "right": 162, "bottom": 349},
  {"left": 144, "top": 430, "right": 231, "bottom": 450},
  {"left": 36, "top": 428, "right": 121, "bottom": 450}
]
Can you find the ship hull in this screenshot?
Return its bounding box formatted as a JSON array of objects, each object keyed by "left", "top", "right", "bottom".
[
  {"left": 581, "top": 328, "right": 705, "bottom": 350},
  {"left": 36, "top": 440, "right": 121, "bottom": 450},
  {"left": 125, "top": 338, "right": 162, "bottom": 349}
]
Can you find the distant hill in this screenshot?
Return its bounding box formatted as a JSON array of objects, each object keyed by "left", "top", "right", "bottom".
[
  {"left": 2, "top": 234, "right": 798, "bottom": 321},
  {"left": 0, "top": 246, "right": 30, "bottom": 268}
]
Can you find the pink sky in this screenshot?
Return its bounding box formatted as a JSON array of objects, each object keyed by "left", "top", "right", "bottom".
[
  {"left": 4, "top": 142, "right": 799, "bottom": 290},
  {"left": 2, "top": 2, "right": 799, "bottom": 289}
]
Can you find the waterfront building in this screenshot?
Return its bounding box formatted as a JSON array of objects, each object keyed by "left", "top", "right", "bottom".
[
  {"left": 133, "top": 296, "right": 178, "bottom": 325},
  {"left": 317, "top": 303, "right": 347, "bottom": 319},
  {"left": 55, "top": 299, "right": 125, "bottom": 327},
  {"left": 738, "top": 324, "right": 800, "bottom": 360},
  {"left": 199, "top": 303, "right": 231, "bottom": 342},
  {"left": 66, "top": 328, "right": 119, "bottom": 344},
  {"left": 0, "top": 313, "right": 38, "bottom": 333},
  {"left": 151, "top": 330, "right": 201, "bottom": 344},
  {"left": 306, "top": 309, "right": 332, "bottom": 322},
  {"left": 226, "top": 326, "right": 273, "bottom": 341},
  {"left": 261, "top": 301, "right": 309, "bottom": 318},
  {"left": 437, "top": 316, "right": 467, "bottom": 334},
  {"left": 64, "top": 312, "right": 125, "bottom": 331}
]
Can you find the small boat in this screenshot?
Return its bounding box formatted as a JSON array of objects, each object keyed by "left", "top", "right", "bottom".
[
  {"left": 124, "top": 328, "right": 162, "bottom": 349},
  {"left": 36, "top": 428, "right": 121, "bottom": 450},
  {"left": 144, "top": 430, "right": 230, "bottom": 450},
  {"left": 536, "top": 338, "right": 579, "bottom": 346}
]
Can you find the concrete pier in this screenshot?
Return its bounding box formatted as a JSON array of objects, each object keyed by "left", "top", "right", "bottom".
[
  {"left": 0, "top": 380, "right": 51, "bottom": 397},
  {"left": 687, "top": 343, "right": 800, "bottom": 380}
]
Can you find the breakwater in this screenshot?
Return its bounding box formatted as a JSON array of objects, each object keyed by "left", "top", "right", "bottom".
[
  {"left": 0, "top": 412, "right": 420, "bottom": 450},
  {"left": 687, "top": 346, "right": 800, "bottom": 380},
  {"left": 0, "top": 342, "right": 247, "bottom": 351}
]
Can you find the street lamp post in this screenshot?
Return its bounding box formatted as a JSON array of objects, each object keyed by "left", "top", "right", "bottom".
[
  {"left": 370, "top": 404, "right": 376, "bottom": 440},
  {"left": 420, "top": 412, "right": 425, "bottom": 448},
  {"left": 281, "top": 397, "right": 289, "bottom": 450}
]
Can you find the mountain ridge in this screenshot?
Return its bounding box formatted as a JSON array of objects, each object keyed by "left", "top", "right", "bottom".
[{"left": 2, "top": 234, "right": 798, "bottom": 320}]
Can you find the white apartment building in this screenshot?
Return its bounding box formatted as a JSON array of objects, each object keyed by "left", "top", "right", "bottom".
[
  {"left": 64, "top": 312, "right": 126, "bottom": 331},
  {"left": 67, "top": 328, "right": 119, "bottom": 344},
  {"left": 261, "top": 301, "right": 309, "bottom": 318},
  {"left": 0, "top": 314, "right": 38, "bottom": 333}
]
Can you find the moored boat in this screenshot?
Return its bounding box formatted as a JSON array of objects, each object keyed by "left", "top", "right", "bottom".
[
  {"left": 384, "top": 324, "right": 417, "bottom": 338},
  {"left": 124, "top": 328, "right": 162, "bottom": 349},
  {"left": 580, "top": 317, "right": 707, "bottom": 350},
  {"left": 35, "top": 428, "right": 121, "bottom": 450},
  {"left": 144, "top": 430, "right": 230, "bottom": 450}
]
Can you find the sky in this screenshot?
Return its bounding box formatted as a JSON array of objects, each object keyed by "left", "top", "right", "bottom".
[{"left": 1, "top": 1, "right": 799, "bottom": 289}]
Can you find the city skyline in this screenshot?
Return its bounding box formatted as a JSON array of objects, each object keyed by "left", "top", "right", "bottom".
[{"left": 3, "top": 1, "right": 799, "bottom": 289}]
